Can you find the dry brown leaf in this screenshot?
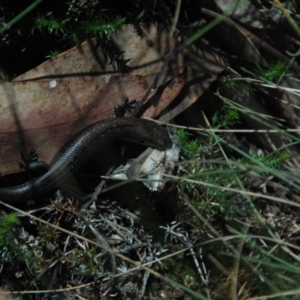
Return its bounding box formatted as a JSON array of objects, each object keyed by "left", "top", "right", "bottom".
[
  {"left": 141, "top": 70, "right": 187, "bottom": 119},
  {"left": 0, "top": 75, "right": 150, "bottom": 175},
  {"left": 16, "top": 24, "right": 226, "bottom": 120},
  {"left": 1, "top": 24, "right": 226, "bottom": 175},
  {"left": 15, "top": 24, "right": 176, "bottom": 81},
  {"left": 201, "top": 8, "right": 268, "bottom": 66}
]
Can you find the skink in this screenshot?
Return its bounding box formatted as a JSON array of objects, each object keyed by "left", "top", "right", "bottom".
[{"left": 0, "top": 118, "right": 172, "bottom": 202}]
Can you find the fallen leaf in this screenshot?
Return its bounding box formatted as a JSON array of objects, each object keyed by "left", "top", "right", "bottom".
[
  {"left": 0, "top": 75, "right": 149, "bottom": 175},
  {"left": 1, "top": 24, "right": 226, "bottom": 175},
  {"left": 141, "top": 70, "right": 187, "bottom": 119},
  {"left": 201, "top": 8, "right": 268, "bottom": 66}
]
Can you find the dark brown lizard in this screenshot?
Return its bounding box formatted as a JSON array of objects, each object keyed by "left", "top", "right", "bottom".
[{"left": 0, "top": 118, "right": 172, "bottom": 202}]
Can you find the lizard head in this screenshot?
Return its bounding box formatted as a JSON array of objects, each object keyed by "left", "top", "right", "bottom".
[{"left": 119, "top": 118, "right": 173, "bottom": 151}]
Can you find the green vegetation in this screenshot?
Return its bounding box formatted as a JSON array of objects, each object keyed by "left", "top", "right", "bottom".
[
  {"left": 0, "top": 213, "right": 20, "bottom": 248},
  {"left": 45, "top": 49, "right": 61, "bottom": 58},
  {"left": 256, "top": 61, "right": 288, "bottom": 83},
  {"left": 252, "top": 150, "right": 291, "bottom": 169},
  {"left": 33, "top": 12, "right": 68, "bottom": 36},
  {"left": 30, "top": 0, "right": 174, "bottom": 45},
  {"left": 241, "top": 60, "right": 289, "bottom": 84},
  {"left": 212, "top": 106, "right": 240, "bottom": 128}
]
